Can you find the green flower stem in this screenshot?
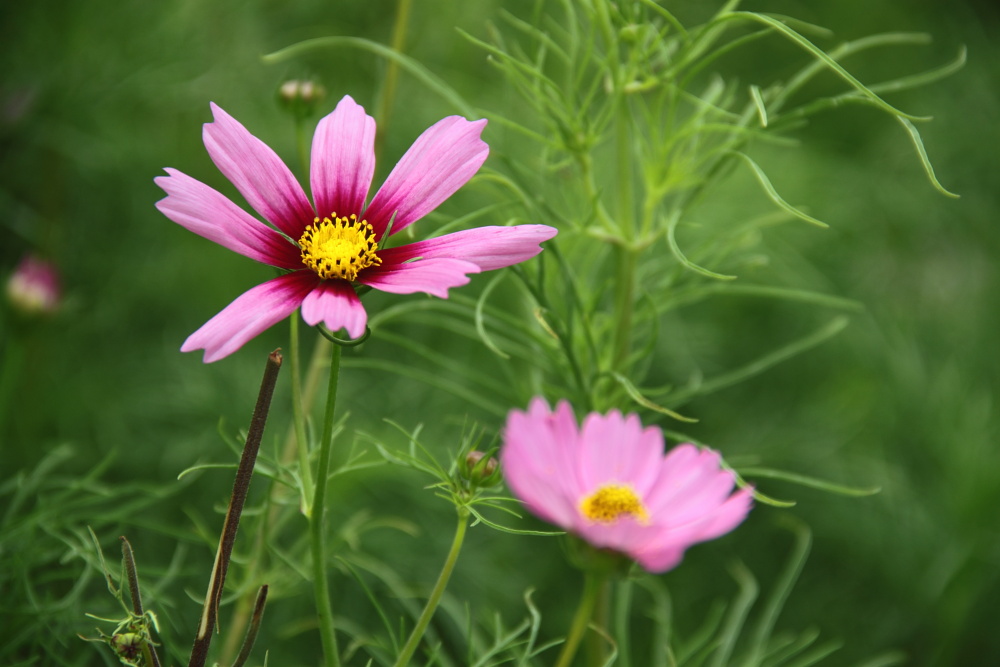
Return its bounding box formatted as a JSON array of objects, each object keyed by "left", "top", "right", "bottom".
[
  {"left": 554, "top": 570, "right": 607, "bottom": 667},
  {"left": 393, "top": 507, "right": 470, "bottom": 667},
  {"left": 375, "top": 0, "right": 412, "bottom": 152},
  {"left": 311, "top": 342, "right": 343, "bottom": 667},
  {"left": 290, "top": 314, "right": 315, "bottom": 514},
  {"left": 586, "top": 578, "right": 612, "bottom": 667},
  {"left": 611, "top": 244, "right": 638, "bottom": 373},
  {"left": 294, "top": 116, "right": 310, "bottom": 177}
]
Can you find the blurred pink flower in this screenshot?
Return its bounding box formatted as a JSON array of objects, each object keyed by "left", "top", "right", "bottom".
[
  {"left": 501, "top": 398, "right": 752, "bottom": 573},
  {"left": 155, "top": 96, "right": 557, "bottom": 362},
  {"left": 6, "top": 253, "right": 61, "bottom": 316}
]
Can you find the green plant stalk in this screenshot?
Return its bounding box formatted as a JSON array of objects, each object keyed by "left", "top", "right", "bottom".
[
  {"left": 393, "top": 507, "right": 470, "bottom": 667},
  {"left": 294, "top": 116, "right": 310, "bottom": 177},
  {"left": 311, "top": 342, "right": 343, "bottom": 667},
  {"left": 555, "top": 569, "right": 606, "bottom": 667},
  {"left": 612, "top": 578, "right": 634, "bottom": 667},
  {"left": 586, "top": 579, "right": 612, "bottom": 667},
  {"left": 610, "top": 244, "right": 638, "bottom": 374},
  {"left": 375, "top": 0, "right": 412, "bottom": 150},
  {"left": 290, "top": 314, "right": 315, "bottom": 515}
]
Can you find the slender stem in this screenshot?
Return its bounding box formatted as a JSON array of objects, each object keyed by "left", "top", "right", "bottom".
[
  {"left": 289, "top": 313, "right": 315, "bottom": 514},
  {"left": 294, "top": 117, "right": 310, "bottom": 178},
  {"left": 311, "top": 342, "right": 343, "bottom": 667},
  {"left": 231, "top": 585, "right": 269, "bottom": 667},
  {"left": 375, "top": 0, "right": 412, "bottom": 156},
  {"left": 611, "top": 245, "right": 637, "bottom": 374},
  {"left": 612, "top": 578, "right": 633, "bottom": 667},
  {"left": 393, "top": 508, "right": 470, "bottom": 667},
  {"left": 554, "top": 570, "right": 606, "bottom": 667},
  {"left": 585, "top": 578, "right": 611, "bottom": 667},
  {"left": 189, "top": 351, "right": 283, "bottom": 667}
]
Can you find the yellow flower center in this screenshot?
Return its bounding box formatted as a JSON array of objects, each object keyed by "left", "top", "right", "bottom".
[
  {"left": 299, "top": 213, "right": 381, "bottom": 281},
  {"left": 580, "top": 484, "right": 648, "bottom": 523}
]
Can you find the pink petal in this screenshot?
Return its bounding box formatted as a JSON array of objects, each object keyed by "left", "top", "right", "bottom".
[
  {"left": 181, "top": 271, "right": 317, "bottom": 363},
  {"left": 377, "top": 225, "right": 557, "bottom": 271},
  {"left": 500, "top": 399, "right": 582, "bottom": 527},
  {"left": 300, "top": 279, "right": 368, "bottom": 339},
  {"left": 632, "top": 546, "right": 686, "bottom": 573},
  {"left": 363, "top": 116, "right": 489, "bottom": 237},
  {"left": 155, "top": 169, "right": 301, "bottom": 269},
  {"left": 358, "top": 258, "right": 481, "bottom": 298},
  {"left": 574, "top": 513, "right": 647, "bottom": 553},
  {"left": 634, "top": 487, "right": 752, "bottom": 571},
  {"left": 644, "top": 446, "right": 729, "bottom": 513},
  {"left": 203, "top": 103, "right": 315, "bottom": 239},
  {"left": 575, "top": 410, "right": 663, "bottom": 496},
  {"left": 311, "top": 95, "right": 376, "bottom": 219},
  {"left": 652, "top": 470, "right": 743, "bottom": 527}
]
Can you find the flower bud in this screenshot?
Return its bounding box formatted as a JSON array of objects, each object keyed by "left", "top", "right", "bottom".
[
  {"left": 460, "top": 450, "right": 502, "bottom": 488},
  {"left": 110, "top": 632, "right": 143, "bottom": 665},
  {"left": 277, "top": 79, "right": 326, "bottom": 119},
  {"left": 5, "top": 253, "right": 60, "bottom": 316}
]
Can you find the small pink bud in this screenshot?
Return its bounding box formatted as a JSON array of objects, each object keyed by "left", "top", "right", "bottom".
[{"left": 6, "top": 254, "right": 60, "bottom": 316}]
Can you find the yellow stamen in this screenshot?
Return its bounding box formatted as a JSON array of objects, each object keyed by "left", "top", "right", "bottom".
[
  {"left": 580, "top": 484, "right": 648, "bottom": 523},
  {"left": 299, "top": 213, "right": 381, "bottom": 281}
]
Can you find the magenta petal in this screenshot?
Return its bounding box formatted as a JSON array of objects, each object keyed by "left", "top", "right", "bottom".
[
  {"left": 358, "top": 258, "right": 481, "bottom": 298},
  {"left": 576, "top": 410, "right": 664, "bottom": 496},
  {"left": 203, "top": 103, "right": 315, "bottom": 239},
  {"left": 300, "top": 280, "right": 368, "bottom": 339},
  {"left": 155, "top": 169, "right": 301, "bottom": 269},
  {"left": 500, "top": 398, "right": 582, "bottom": 528},
  {"left": 311, "top": 96, "right": 376, "bottom": 219},
  {"left": 632, "top": 546, "right": 686, "bottom": 574},
  {"left": 378, "top": 224, "right": 557, "bottom": 271},
  {"left": 363, "top": 116, "right": 489, "bottom": 237},
  {"left": 181, "top": 272, "right": 317, "bottom": 363}
]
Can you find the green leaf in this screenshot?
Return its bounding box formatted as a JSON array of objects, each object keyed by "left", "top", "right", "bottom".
[
  {"left": 668, "top": 316, "right": 850, "bottom": 402},
  {"left": 727, "top": 12, "right": 928, "bottom": 121},
  {"left": 749, "top": 84, "right": 767, "bottom": 127},
  {"left": 734, "top": 152, "right": 828, "bottom": 228},
  {"left": 896, "top": 115, "right": 960, "bottom": 198},
  {"left": 666, "top": 211, "right": 738, "bottom": 280},
  {"left": 738, "top": 467, "right": 882, "bottom": 497},
  {"left": 610, "top": 372, "right": 698, "bottom": 423}
]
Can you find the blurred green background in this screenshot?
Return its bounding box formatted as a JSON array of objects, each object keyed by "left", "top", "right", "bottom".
[{"left": 2, "top": 0, "right": 998, "bottom": 665}]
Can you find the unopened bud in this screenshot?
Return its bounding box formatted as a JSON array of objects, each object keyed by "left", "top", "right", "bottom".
[
  {"left": 111, "top": 633, "right": 143, "bottom": 664},
  {"left": 6, "top": 253, "right": 60, "bottom": 316},
  {"left": 277, "top": 79, "right": 326, "bottom": 119},
  {"left": 461, "top": 450, "right": 502, "bottom": 488}
]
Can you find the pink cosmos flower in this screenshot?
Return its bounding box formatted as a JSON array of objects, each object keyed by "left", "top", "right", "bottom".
[
  {"left": 155, "top": 96, "right": 557, "bottom": 362},
  {"left": 501, "top": 398, "right": 752, "bottom": 573}
]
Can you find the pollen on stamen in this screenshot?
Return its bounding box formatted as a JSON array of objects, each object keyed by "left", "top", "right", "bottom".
[
  {"left": 299, "top": 213, "right": 382, "bottom": 281},
  {"left": 580, "top": 484, "right": 649, "bottom": 524}
]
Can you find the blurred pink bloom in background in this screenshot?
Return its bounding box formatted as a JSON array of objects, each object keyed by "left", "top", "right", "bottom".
[
  {"left": 5, "top": 254, "right": 61, "bottom": 316},
  {"left": 502, "top": 398, "right": 752, "bottom": 573},
  {"left": 156, "top": 95, "right": 556, "bottom": 362}
]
